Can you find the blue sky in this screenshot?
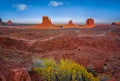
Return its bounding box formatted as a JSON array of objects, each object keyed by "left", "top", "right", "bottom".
[{"left": 0, "top": 0, "right": 120, "bottom": 24}]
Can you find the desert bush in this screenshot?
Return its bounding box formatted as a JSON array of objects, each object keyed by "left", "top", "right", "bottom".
[
  {"left": 33, "top": 58, "right": 100, "bottom": 81},
  {"left": 98, "top": 74, "right": 111, "bottom": 81},
  {"left": 86, "top": 64, "right": 98, "bottom": 77}
]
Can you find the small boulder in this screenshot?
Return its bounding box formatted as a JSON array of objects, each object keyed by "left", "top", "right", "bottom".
[
  {"left": 0, "top": 75, "right": 6, "bottom": 81},
  {"left": 9, "top": 68, "right": 31, "bottom": 81}
]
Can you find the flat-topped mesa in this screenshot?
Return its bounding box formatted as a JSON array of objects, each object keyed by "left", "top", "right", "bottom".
[
  {"left": 40, "top": 16, "right": 56, "bottom": 28},
  {"left": 42, "top": 16, "right": 52, "bottom": 25},
  {"left": 63, "top": 20, "right": 78, "bottom": 28},
  {"left": 0, "top": 18, "right": 4, "bottom": 25},
  {"left": 0, "top": 18, "right": 2, "bottom": 22},
  {"left": 32, "top": 17, "right": 95, "bottom": 29},
  {"left": 86, "top": 18, "right": 95, "bottom": 28},
  {"left": 68, "top": 20, "right": 74, "bottom": 25},
  {"left": 6, "top": 20, "right": 12, "bottom": 25},
  {"left": 112, "top": 22, "right": 120, "bottom": 25},
  {"left": 33, "top": 16, "right": 57, "bottom": 29}
]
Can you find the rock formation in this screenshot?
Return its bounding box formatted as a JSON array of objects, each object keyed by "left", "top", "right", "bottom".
[
  {"left": 33, "top": 16, "right": 57, "bottom": 29},
  {"left": 0, "top": 18, "right": 4, "bottom": 25},
  {"left": 6, "top": 20, "right": 12, "bottom": 25},
  {"left": 63, "top": 20, "right": 78, "bottom": 28},
  {"left": 42, "top": 16, "right": 51, "bottom": 25},
  {"left": 31, "top": 16, "right": 95, "bottom": 29},
  {"left": 112, "top": 22, "right": 120, "bottom": 25},
  {"left": 0, "top": 75, "right": 6, "bottom": 81},
  {"left": 0, "top": 18, "right": 2, "bottom": 22},
  {"left": 86, "top": 18, "right": 95, "bottom": 28},
  {"left": 68, "top": 20, "right": 74, "bottom": 25},
  {"left": 9, "top": 68, "right": 31, "bottom": 81}
]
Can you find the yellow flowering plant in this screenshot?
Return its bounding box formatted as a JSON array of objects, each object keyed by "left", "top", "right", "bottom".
[{"left": 33, "top": 58, "right": 100, "bottom": 81}]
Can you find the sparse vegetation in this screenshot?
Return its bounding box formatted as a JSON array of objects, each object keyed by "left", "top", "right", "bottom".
[
  {"left": 33, "top": 58, "right": 100, "bottom": 81},
  {"left": 98, "top": 74, "right": 111, "bottom": 81},
  {"left": 86, "top": 64, "right": 98, "bottom": 77}
]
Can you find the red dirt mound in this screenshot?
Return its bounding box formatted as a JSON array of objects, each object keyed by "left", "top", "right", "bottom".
[
  {"left": 29, "top": 35, "right": 120, "bottom": 53},
  {"left": 0, "top": 37, "right": 29, "bottom": 51}
]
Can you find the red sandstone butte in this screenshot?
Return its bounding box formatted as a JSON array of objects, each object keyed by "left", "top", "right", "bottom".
[
  {"left": 86, "top": 18, "right": 95, "bottom": 28},
  {"left": 31, "top": 16, "right": 95, "bottom": 29},
  {"left": 63, "top": 20, "right": 78, "bottom": 28},
  {"left": 112, "top": 22, "right": 120, "bottom": 25},
  {"left": 0, "top": 18, "right": 4, "bottom": 25},
  {"left": 9, "top": 68, "right": 31, "bottom": 81},
  {"left": 33, "top": 16, "right": 57, "bottom": 29},
  {"left": 68, "top": 20, "right": 74, "bottom": 26},
  {"left": 6, "top": 20, "right": 12, "bottom": 25}
]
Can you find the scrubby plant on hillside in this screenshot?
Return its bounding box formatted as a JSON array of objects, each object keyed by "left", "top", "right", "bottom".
[{"left": 32, "top": 58, "right": 100, "bottom": 81}]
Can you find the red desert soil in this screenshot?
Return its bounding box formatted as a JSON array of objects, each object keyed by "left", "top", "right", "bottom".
[{"left": 0, "top": 25, "right": 120, "bottom": 81}]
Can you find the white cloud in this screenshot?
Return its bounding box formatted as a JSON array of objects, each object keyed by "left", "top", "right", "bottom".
[
  {"left": 49, "top": 1, "right": 64, "bottom": 7},
  {"left": 12, "top": 4, "right": 28, "bottom": 11}
]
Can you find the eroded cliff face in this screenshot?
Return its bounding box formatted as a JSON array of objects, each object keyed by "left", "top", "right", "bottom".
[
  {"left": 33, "top": 16, "right": 57, "bottom": 29},
  {"left": 86, "top": 18, "right": 95, "bottom": 28},
  {"left": 6, "top": 20, "right": 12, "bottom": 25},
  {"left": 0, "top": 18, "right": 13, "bottom": 26},
  {"left": 63, "top": 20, "right": 79, "bottom": 28},
  {"left": 42, "top": 16, "right": 51, "bottom": 24},
  {"left": 32, "top": 16, "right": 95, "bottom": 29},
  {"left": 112, "top": 22, "right": 120, "bottom": 25},
  {"left": 0, "top": 18, "right": 4, "bottom": 25}
]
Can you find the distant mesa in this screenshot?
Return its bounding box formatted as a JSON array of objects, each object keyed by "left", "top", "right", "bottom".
[
  {"left": 32, "top": 16, "right": 95, "bottom": 29},
  {"left": 63, "top": 20, "right": 78, "bottom": 28},
  {"left": 0, "top": 18, "right": 2, "bottom": 22},
  {"left": 0, "top": 17, "right": 95, "bottom": 28},
  {"left": 68, "top": 20, "right": 74, "bottom": 26},
  {"left": 0, "top": 18, "right": 13, "bottom": 26},
  {"left": 112, "top": 22, "right": 120, "bottom": 25},
  {"left": 42, "top": 16, "right": 52, "bottom": 25},
  {"left": 86, "top": 18, "right": 95, "bottom": 28},
  {"left": 0, "top": 18, "right": 5, "bottom": 25},
  {"left": 33, "top": 16, "right": 57, "bottom": 29},
  {"left": 6, "top": 20, "right": 12, "bottom": 25}
]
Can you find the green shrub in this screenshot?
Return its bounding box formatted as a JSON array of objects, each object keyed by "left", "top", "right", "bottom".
[{"left": 33, "top": 58, "right": 100, "bottom": 81}]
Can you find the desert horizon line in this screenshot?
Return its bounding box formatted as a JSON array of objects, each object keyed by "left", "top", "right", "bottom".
[{"left": 0, "top": 16, "right": 116, "bottom": 25}]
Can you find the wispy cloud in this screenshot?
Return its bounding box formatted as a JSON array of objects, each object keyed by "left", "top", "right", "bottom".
[
  {"left": 49, "top": 1, "right": 64, "bottom": 7},
  {"left": 12, "top": 4, "right": 28, "bottom": 11}
]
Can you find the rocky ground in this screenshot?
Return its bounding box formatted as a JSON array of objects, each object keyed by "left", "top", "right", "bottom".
[{"left": 0, "top": 25, "right": 120, "bottom": 81}]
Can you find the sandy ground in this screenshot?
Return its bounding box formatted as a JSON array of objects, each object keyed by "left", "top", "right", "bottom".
[{"left": 0, "top": 25, "right": 120, "bottom": 80}]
